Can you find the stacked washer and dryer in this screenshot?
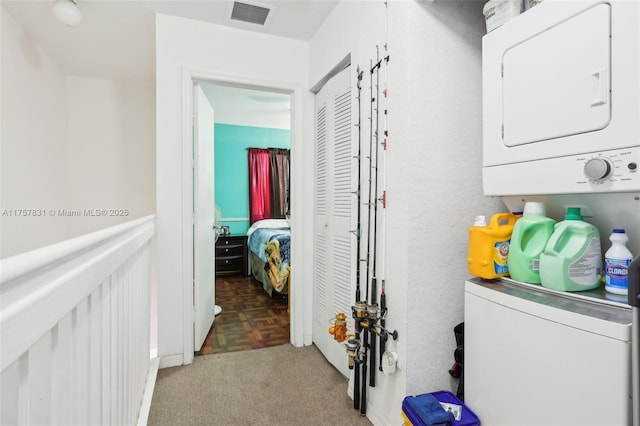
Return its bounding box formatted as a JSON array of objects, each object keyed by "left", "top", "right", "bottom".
[{"left": 466, "top": 1, "right": 640, "bottom": 424}]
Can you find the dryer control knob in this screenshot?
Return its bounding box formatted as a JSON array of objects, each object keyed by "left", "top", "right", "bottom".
[{"left": 584, "top": 157, "right": 612, "bottom": 181}]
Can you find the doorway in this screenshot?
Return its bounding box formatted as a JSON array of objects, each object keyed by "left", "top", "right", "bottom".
[{"left": 194, "top": 81, "right": 293, "bottom": 355}]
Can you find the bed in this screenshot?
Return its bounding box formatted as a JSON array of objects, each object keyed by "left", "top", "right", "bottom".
[{"left": 247, "top": 219, "right": 291, "bottom": 296}]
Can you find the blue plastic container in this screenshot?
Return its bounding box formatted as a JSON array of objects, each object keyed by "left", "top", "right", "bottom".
[{"left": 402, "top": 390, "right": 480, "bottom": 426}]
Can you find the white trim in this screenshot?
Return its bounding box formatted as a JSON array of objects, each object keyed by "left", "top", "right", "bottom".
[
  {"left": 159, "top": 354, "right": 185, "bottom": 369},
  {"left": 181, "top": 68, "right": 195, "bottom": 365},
  {"left": 289, "top": 85, "right": 308, "bottom": 347},
  {"left": 0, "top": 216, "right": 155, "bottom": 372},
  {"left": 220, "top": 217, "right": 250, "bottom": 222},
  {"left": 1, "top": 215, "right": 155, "bottom": 285},
  {"left": 136, "top": 357, "right": 160, "bottom": 426},
  {"left": 309, "top": 53, "right": 351, "bottom": 94},
  {"left": 180, "top": 68, "right": 306, "bottom": 363}
]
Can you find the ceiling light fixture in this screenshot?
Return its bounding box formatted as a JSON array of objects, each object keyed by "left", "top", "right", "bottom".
[{"left": 52, "top": 0, "right": 83, "bottom": 26}]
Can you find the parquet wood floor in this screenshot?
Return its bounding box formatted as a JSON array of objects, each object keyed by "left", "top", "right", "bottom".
[{"left": 197, "top": 274, "right": 290, "bottom": 356}]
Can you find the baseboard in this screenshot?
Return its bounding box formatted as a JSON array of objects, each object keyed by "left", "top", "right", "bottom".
[
  {"left": 366, "top": 408, "right": 386, "bottom": 426},
  {"left": 158, "top": 353, "right": 184, "bottom": 369},
  {"left": 304, "top": 333, "right": 313, "bottom": 346},
  {"left": 136, "top": 357, "right": 160, "bottom": 426}
]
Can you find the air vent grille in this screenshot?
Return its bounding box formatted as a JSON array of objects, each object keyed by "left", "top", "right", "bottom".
[{"left": 230, "top": 1, "right": 271, "bottom": 26}]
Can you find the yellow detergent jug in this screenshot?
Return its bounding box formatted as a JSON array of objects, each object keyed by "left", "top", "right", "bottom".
[{"left": 468, "top": 212, "right": 520, "bottom": 279}]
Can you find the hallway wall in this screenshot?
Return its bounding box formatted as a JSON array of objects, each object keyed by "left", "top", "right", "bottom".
[
  {"left": 1, "top": 8, "right": 70, "bottom": 257},
  {"left": 1, "top": 8, "right": 155, "bottom": 258}
]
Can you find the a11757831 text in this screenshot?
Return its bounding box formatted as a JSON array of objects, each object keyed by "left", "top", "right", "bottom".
[{"left": 1, "top": 208, "right": 130, "bottom": 217}]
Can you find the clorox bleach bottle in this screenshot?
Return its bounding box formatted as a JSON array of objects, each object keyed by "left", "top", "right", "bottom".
[
  {"left": 508, "top": 202, "right": 556, "bottom": 284},
  {"left": 468, "top": 212, "right": 520, "bottom": 279},
  {"left": 604, "top": 229, "right": 633, "bottom": 295},
  {"left": 539, "top": 207, "right": 602, "bottom": 292}
]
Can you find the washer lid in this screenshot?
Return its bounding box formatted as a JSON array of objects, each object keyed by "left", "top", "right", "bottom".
[{"left": 465, "top": 278, "right": 631, "bottom": 341}]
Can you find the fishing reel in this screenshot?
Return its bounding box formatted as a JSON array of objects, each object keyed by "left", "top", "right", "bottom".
[
  {"left": 328, "top": 312, "right": 348, "bottom": 343},
  {"left": 367, "top": 303, "right": 379, "bottom": 322},
  {"left": 373, "top": 323, "right": 399, "bottom": 341},
  {"left": 355, "top": 302, "right": 381, "bottom": 332},
  {"left": 344, "top": 338, "right": 361, "bottom": 369},
  {"left": 352, "top": 301, "right": 380, "bottom": 330},
  {"left": 352, "top": 301, "right": 368, "bottom": 324},
  {"left": 367, "top": 304, "right": 397, "bottom": 340}
]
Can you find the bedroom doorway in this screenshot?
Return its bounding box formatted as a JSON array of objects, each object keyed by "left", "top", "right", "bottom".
[{"left": 194, "top": 81, "right": 293, "bottom": 356}]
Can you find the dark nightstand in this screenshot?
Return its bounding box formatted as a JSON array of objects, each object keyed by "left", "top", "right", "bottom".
[{"left": 215, "top": 234, "right": 247, "bottom": 275}]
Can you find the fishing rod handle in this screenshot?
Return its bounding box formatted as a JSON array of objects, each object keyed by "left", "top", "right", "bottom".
[{"left": 354, "top": 363, "right": 360, "bottom": 410}]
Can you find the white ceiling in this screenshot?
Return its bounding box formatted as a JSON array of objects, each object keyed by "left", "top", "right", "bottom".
[
  {"left": 1, "top": 0, "right": 338, "bottom": 84},
  {"left": 201, "top": 83, "right": 291, "bottom": 129}
]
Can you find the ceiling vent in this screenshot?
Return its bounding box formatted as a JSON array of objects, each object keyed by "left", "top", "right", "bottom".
[{"left": 229, "top": 1, "right": 272, "bottom": 26}]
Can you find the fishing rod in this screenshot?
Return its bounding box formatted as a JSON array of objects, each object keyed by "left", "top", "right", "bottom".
[
  {"left": 379, "top": 49, "right": 391, "bottom": 371},
  {"left": 343, "top": 64, "right": 375, "bottom": 415},
  {"left": 365, "top": 57, "right": 375, "bottom": 307},
  {"left": 358, "top": 55, "right": 378, "bottom": 416},
  {"left": 369, "top": 45, "right": 383, "bottom": 388},
  {"left": 340, "top": 64, "right": 374, "bottom": 415},
  {"left": 352, "top": 65, "right": 364, "bottom": 411}
]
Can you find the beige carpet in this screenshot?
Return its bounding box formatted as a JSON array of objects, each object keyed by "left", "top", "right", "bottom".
[{"left": 148, "top": 344, "right": 373, "bottom": 426}]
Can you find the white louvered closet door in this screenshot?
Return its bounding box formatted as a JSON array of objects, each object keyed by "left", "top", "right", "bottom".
[{"left": 313, "top": 66, "right": 353, "bottom": 377}]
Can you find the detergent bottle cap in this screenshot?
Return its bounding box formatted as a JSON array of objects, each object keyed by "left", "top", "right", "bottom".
[
  {"left": 474, "top": 215, "right": 487, "bottom": 226},
  {"left": 612, "top": 228, "right": 626, "bottom": 234},
  {"left": 564, "top": 207, "right": 583, "bottom": 221},
  {"left": 523, "top": 201, "right": 546, "bottom": 216}
]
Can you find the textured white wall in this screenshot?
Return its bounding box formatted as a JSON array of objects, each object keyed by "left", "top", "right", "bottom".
[
  {"left": 155, "top": 14, "right": 311, "bottom": 364},
  {"left": 311, "top": 1, "right": 506, "bottom": 425},
  {"left": 401, "top": 0, "right": 506, "bottom": 399}
]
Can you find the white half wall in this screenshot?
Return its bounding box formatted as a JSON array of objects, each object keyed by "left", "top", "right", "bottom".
[{"left": 155, "top": 13, "right": 311, "bottom": 365}]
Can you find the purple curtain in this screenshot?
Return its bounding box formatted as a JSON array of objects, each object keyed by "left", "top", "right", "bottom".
[
  {"left": 269, "top": 148, "right": 290, "bottom": 218},
  {"left": 248, "top": 148, "right": 271, "bottom": 224}
]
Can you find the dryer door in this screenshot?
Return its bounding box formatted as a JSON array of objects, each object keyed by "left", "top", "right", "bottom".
[{"left": 502, "top": 3, "right": 611, "bottom": 147}]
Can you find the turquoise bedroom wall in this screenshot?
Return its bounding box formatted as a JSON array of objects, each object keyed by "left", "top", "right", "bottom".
[{"left": 215, "top": 123, "right": 290, "bottom": 235}]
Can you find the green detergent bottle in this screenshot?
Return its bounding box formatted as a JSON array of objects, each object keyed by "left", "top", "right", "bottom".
[
  {"left": 507, "top": 202, "right": 556, "bottom": 284},
  {"left": 539, "top": 207, "right": 602, "bottom": 292}
]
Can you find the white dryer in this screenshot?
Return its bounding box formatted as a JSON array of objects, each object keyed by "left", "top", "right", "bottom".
[{"left": 482, "top": 0, "right": 640, "bottom": 196}]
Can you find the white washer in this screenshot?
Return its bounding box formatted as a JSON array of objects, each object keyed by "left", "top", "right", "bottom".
[{"left": 465, "top": 278, "right": 631, "bottom": 426}]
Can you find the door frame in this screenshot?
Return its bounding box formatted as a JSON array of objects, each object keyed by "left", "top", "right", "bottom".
[
  {"left": 180, "top": 68, "right": 306, "bottom": 364},
  {"left": 192, "top": 82, "right": 216, "bottom": 352}
]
